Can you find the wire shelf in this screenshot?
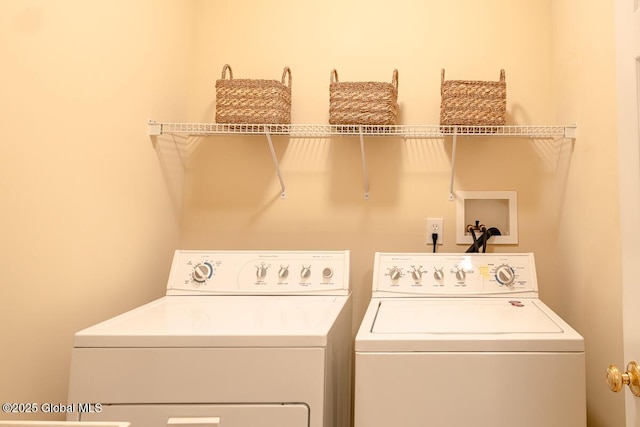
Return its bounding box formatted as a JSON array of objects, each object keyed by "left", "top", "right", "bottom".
[
  {"left": 150, "top": 122, "right": 575, "bottom": 139},
  {"left": 147, "top": 120, "right": 576, "bottom": 200}
]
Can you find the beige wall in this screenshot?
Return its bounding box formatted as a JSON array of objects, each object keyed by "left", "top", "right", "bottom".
[
  {"left": 0, "top": 0, "right": 626, "bottom": 426},
  {"left": 184, "top": 0, "right": 624, "bottom": 425},
  {"left": 0, "top": 0, "right": 189, "bottom": 418},
  {"left": 552, "top": 0, "right": 625, "bottom": 425},
  {"left": 185, "top": 0, "right": 559, "bottom": 331}
]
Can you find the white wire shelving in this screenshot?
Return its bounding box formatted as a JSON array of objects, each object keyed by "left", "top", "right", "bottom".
[
  {"left": 149, "top": 122, "right": 575, "bottom": 138},
  {"left": 148, "top": 121, "right": 577, "bottom": 199}
]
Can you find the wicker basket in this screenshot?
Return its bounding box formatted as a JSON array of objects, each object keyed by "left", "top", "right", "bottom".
[
  {"left": 440, "top": 69, "right": 506, "bottom": 128},
  {"left": 215, "top": 64, "right": 292, "bottom": 124},
  {"left": 329, "top": 69, "right": 399, "bottom": 126}
]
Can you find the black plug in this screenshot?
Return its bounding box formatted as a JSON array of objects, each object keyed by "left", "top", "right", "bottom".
[{"left": 432, "top": 232, "right": 438, "bottom": 253}]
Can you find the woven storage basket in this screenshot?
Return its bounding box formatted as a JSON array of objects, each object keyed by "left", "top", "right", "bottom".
[
  {"left": 329, "top": 69, "right": 399, "bottom": 125},
  {"left": 215, "top": 64, "right": 292, "bottom": 124},
  {"left": 440, "top": 69, "right": 506, "bottom": 128}
]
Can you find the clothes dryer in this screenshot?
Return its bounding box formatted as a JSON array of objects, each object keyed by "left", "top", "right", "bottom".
[{"left": 68, "top": 250, "right": 352, "bottom": 427}]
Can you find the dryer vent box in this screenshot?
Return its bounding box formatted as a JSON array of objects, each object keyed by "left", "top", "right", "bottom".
[{"left": 456, "top": 191, "right": 518, "bottom": 245}]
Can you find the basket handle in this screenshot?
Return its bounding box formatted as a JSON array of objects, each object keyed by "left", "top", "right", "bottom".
[
  {"left": 499, "top": 69, "right": 505, "bottom": 82},
  {"left": 282, "top": 66, "right": 292, "bottom": 88},
  {"left": 221, "top": 64, "right": 233, "bottom": 80},
  {"left": 330, "top": 69, "right": 339, "bottom": 83},
  {"left": 441, "top": 68, "right": 446, "bottom": 85},
  {"left": 391, "top": 69, "right": 399, "bottom": 89}
]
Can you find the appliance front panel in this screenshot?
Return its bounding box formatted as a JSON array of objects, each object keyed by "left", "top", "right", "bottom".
[
  {"left": 354, "top": 351, "right": 586, "bottom": 427},
  {"left": 69, "top": 347, "right": 325, "bottom": 405},
  {"left": 77, "top": 404, "right": 308, "bottom": 427}
]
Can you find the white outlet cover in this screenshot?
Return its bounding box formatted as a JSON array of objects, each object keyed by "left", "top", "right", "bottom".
[{"left": 426, "top": 218, "right": 443, "bottom": 245}]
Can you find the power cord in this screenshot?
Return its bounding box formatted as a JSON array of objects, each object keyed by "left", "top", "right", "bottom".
[{"left": 431, "top": 232, "right": 438, "bottom": 253}]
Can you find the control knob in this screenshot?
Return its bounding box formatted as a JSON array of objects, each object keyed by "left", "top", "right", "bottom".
[
  {"left": 455, "top": 268, "right": 466, "bottom": 281},
  {"left": 278, "top": 265, "right": 289, "bottom": 279},
  {"left": 301, "top": 265, "right": 312, "bottom": 279},
  {"left": 322, "top": 267, "right": 334, "bottom": 279},
  {"left": 256, "top": 264, "right": 269, "bottom": 280},
  {"left": 433, "top": 268, "right": 445, "bottom": 281},
  {"left": 192, "top": 262, "right": 213, "bottom": 283},
  {"left": 389, "top": 267, "right": 402, "bottom": 281},
  {"left": 411, "top": 267, "right": 423, "bottom": 281},
  {"left": 495, "top": 264, "right": 516, "bottom": 286}
]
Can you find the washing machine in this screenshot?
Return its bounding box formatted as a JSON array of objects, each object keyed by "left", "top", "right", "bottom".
[
  {"left": 354, "top": 252, "right": 585, "bottom": 427},
  {"left": 67, "top": 250, "right": 352, "bottom": 427}
]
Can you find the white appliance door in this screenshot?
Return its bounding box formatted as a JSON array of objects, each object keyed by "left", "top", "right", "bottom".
[{"left": 79, "top": 404, "right": 308, "bottom": 427}]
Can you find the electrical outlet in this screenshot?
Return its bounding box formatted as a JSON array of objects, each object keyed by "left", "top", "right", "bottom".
[{"left": 426, "top": 218, "right": 444, "bottom": 245}]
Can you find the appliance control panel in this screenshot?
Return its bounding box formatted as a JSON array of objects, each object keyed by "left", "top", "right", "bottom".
[
  {"left": 372, "top": 252, "right": 538, "bottom": 296},
  {"left": 166, "top": 250, "right": 350, "bottom": 295}
]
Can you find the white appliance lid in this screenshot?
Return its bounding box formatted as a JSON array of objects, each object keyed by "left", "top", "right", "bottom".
[
  {"left": 74, "top": 295, "right": 350, "bottom": 348},
  {"left": 356, "top": 298, "right": 584, "bottom": 352},
  {"left": 372, "top": 299, "right": 561, "bottom": 334}
]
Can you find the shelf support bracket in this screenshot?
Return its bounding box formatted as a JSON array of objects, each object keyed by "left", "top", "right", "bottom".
[
  {"left": 449, "top": 127, "right": 458, "bottom": 201},
  {"left": 264, "top": 127, "right": 286, "bottom": 199},
  {"left": 360, "top": 126, "right": 370, "bottom": 199},
  {"left": 148, "top": 119, "right": 162, "bottom": 136}
]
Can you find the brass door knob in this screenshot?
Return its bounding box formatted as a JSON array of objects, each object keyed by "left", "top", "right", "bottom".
[{"left": 606, "top": 361, "right": 640, "bottom": 396}]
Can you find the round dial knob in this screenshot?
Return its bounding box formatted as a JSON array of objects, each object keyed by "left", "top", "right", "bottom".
[
  {"left": 301, "top": 266, "right": 312, "bottom": 279},
  {"left": 192, "top": 262, "right": 213, "bottom": 283},
  {"left": 278, "top": 265, "right": 289, "bottom": 279},
  {"left": 455, "top": 269, "right": 466, "bottom": 281},
  {"left": 389, "top": 267, "right": 402, "bottom": 281},
  {"left": 434, "top": 268, "right": 445, "bottom": 281},
  {"left": 322, "top": 267, "right": 334, "bottom": 279},
  {"left": 411, "top": 268, "right": 423, "bottom": 281},
  {"left": 495, "top": 264, "right": 516, "bottom": 286},
  {"left": 256, "top": 264, "right": 268, "bottom": 280}
]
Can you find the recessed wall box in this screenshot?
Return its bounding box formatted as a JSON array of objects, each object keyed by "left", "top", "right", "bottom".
[{"left": 456, "top": 191, "right": 518, "bottom": 245}]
